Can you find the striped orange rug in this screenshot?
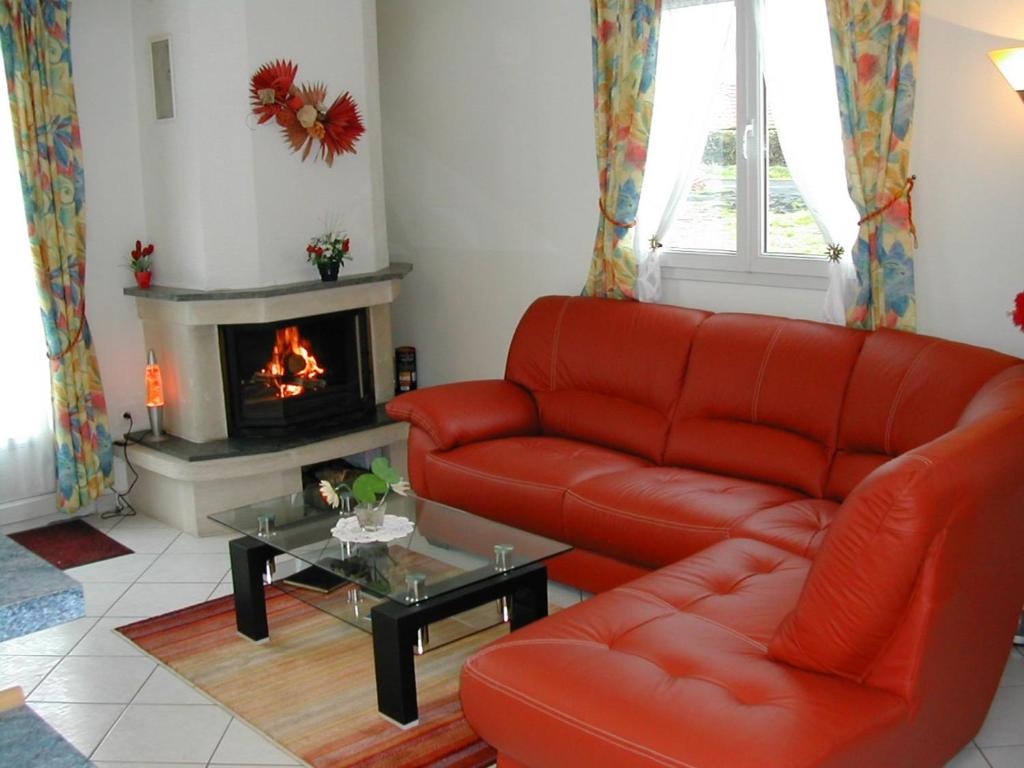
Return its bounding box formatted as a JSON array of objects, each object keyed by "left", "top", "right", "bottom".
[{"left": 117, "top": 587, "right": 500, "bottom": 767}]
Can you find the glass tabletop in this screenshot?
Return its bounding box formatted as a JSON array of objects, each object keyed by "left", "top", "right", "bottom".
[{"left": 209, "top": 492, "right": 570, "bottom": 608}]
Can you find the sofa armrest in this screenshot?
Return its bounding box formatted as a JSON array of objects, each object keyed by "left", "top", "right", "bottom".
[{"left": 385, "top": 380, "right": 539, "bottom": 451}]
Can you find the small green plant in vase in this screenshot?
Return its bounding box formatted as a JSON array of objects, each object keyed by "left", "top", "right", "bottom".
[{"left": 320, "top": 457, "right": 409, "bottom": 531}]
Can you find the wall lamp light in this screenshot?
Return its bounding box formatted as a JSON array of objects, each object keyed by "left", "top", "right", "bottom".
[{"left": 989, "top": 47, "right": 1024, "bottom": 104}]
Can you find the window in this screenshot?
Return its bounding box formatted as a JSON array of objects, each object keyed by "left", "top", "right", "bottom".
[
  {"left": 0, "top": 52, "right": 56, "bottom": 511},
  {"left": 638, "top": 0, "right": 858, "bottom": 287}
]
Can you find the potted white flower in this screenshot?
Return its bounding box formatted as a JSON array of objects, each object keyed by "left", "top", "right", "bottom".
[{"left": 320, "top": 457, "right": 409, "bottom": 531}]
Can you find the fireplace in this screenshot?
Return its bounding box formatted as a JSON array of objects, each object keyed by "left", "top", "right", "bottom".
[{"left": 219, "top": 309, "right": 375, "bottom": 438}]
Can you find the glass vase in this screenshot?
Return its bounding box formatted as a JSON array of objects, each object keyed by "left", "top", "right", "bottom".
[{"left": 355, "top": 502, "right": 385, "bottom": 532}]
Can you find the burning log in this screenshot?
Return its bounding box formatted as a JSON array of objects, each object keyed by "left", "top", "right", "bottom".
[{"left": 250, "top": 371, "right": 326, "bottom": 390}]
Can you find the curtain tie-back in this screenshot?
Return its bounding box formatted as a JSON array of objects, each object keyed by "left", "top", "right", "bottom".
[
  {"left": 599, "top": 198, "right": 637, "bottom": 229},
  {"left": 857, "top": 175, "right": 918, "bottom": 247},
  {"left": 45, "top": 302, "right": 86, "bottom": 361},
  {"left": 649, "top": 235, "right": 663, "bottom": 250}
]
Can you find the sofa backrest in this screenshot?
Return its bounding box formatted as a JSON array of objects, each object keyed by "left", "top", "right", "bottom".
[
  {"left": 662, "top": 314, "right": 865, "bottom": 497},
  {"left": 771, "top": 366, "right": 1024, "bottom": 713},
  {"left": 505, "top": 296, "right": 709, "bottom": 463},
  {"left": 864, "top": 366, "right": 1024, "bottom": 700},
  {"left": 825, "top": 329, "right": 1018, "bottom": 499}
]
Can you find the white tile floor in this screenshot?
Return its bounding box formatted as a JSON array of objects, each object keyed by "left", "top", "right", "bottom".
[
  {"left": 1, "top": 512, "right": 300, "bottom": 767},
  {"left": 1, "top": 510, "right": 1022, "bottom": 767}
]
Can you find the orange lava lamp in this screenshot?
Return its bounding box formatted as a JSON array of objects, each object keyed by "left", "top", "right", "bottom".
[{"left": 145, "top": 349, "right": 167, "bottom": 440}]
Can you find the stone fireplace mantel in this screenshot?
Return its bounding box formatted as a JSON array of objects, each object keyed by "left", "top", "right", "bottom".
[
  {"left": 123, "top": 263, "right": 411, "bottom": 443},
  {"left": 121, "top": 263, "right": 412, "bottom": 535},
  {"left": 124, "top": 262, "right": 412, "bottom": 325}
]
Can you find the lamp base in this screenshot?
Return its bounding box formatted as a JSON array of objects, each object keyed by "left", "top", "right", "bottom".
[{"left": 146, "top": 405, "right": 168, "bottom": 442}]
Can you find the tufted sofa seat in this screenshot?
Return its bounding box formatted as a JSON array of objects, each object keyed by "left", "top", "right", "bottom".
[
  {"left": 386, "top": 296, "right": 1024, "bottom": 766},
  {"left": 461, "top": 539, "right": 909, "bottom": 768}
]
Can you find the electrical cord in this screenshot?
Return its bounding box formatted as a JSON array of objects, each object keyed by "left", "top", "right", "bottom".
[{"left": 102, "top": 413, "right": 147, "bottom": 519}]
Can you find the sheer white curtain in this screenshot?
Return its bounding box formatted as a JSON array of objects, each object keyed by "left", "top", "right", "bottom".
[
  {"left": 0, "top": 54, "right": 55, "bottom": 513},
  {"left": 763, "top": 0, "right": 859, "bottom": 323},
  {"left": 635, "top": 0, "right": 735, "bottom": 303}
]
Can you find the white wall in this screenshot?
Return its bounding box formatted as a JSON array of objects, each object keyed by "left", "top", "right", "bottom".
[
  {"left": 131, "top": 0, "right": 256, "bottom": 289},
  {"left": 377, "top": 0, "right": 597, "bottom": 385},
  {"left": 913, "top": 1, "right": 1024, "bottom": 354},
  {"left": 245, "top": 0, "right": 389, "bottom": 287},
  {"left": 74, "top": 0, "right": 148, "bottom": 432},
  {"left": 129, "top": 0, "right": 387, "bottom": 289},
  {"left": 379, "top": 0, "right": 1024, "bottom": 389}
]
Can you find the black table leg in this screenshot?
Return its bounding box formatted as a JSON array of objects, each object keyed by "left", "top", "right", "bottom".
[
  {"left": 229, "top": 537, "right": 275, "bottom": 641},
  {"left": 370, "top": 562, "right": 549, "bottom": 727},
  {"left": 372, "top": 607, "right": 420, "bottom": 727},
  {"left": 509, "top": 562, "right": 549, "bottom": 630}
]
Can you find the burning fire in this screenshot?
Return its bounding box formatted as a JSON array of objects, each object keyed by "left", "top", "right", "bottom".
[{"left": 260, "top": 326, "right": 324, "bottom": 398}]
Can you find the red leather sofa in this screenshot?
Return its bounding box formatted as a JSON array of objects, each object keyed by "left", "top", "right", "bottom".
[{"left": 385, "top": 296, "right": 1024, "bottom": 767}]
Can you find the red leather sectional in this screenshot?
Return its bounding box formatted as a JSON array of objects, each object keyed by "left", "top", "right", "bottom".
[{"left": 385, "top": 296, "right": 1024, "bottom": 767}]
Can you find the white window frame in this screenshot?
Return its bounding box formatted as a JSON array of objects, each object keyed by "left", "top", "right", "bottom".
[{"left": 659, "top": 0, "right": 830, "bottom": 291}]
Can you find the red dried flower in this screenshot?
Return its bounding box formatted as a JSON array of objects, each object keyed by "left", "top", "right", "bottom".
[
  {"left": 251, "top": 61, "right": 364, "bottom": 166},
  {"left": 320, "top": 91, "right": 365, "bottom": 167},
  {"left": 131, "top": 240, "right": 154, "bottom": 261},
  {"left": 249, "top": 60, "right": 299, "bottom": 125},
  {"left": 1012, "top": 291, "right": 1024, "bottom": 332}
]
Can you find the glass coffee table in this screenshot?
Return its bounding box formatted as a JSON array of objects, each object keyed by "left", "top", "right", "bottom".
[{"left": 209, "top": 492, "right": 570, "bottom": 727}]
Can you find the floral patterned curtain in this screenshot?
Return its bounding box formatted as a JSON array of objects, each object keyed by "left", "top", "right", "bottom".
[
  {"left": 0, "top": 0, "right": 113, "bottom": 512},
  {"left": 827, "top": 0, "right": 921, "bottom": 330},
  {"left": 585, "top": 0, "right": 661, "bottom": 300}
]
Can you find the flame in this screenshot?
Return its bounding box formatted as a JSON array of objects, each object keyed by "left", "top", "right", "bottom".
[{"left": 260, "top": 326, "right": 324, "bottom": 398}]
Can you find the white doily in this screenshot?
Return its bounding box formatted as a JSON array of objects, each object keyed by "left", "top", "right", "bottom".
[{"left": 331, "top": 514, "right": 415, "bottom": 543}]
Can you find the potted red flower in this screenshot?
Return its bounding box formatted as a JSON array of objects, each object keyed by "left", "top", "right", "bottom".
[
  {"left": 306, "top": 230, "right": 351, "bottom": 281},
  {"left": 130, "top": 241, "right": 155, "bottom": 288}
]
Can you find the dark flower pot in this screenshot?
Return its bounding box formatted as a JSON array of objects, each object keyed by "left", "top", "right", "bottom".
[
  {"left": 134, "top": 270, "right": 153, "bottom": 289},
  {"left": 317, "top": 262, "right": 340, "bottom": 282}
]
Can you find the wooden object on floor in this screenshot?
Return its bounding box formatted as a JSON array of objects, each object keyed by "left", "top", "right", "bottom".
[{"left": 0, "top": 686, "right": 24, "bottom": 712}]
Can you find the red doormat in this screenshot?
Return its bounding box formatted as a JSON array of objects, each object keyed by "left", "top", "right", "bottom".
[
  {"left": 9, "top": 519, "right": 133, "bottom": 570},
  {"left": 117, "top": 588, "right": 499, "bottom": 768}
]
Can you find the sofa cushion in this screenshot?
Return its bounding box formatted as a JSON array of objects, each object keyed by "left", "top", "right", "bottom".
[
  {"left": 665, "top": 314, "right": 864, "bottom": 496},
  {"left": 731, "top": 499, "right": 838, "bottom": 558},
  {"left": 423, "top": 436, "right": 650, "bottom": 540},
  {"left": 461, "top": 539, "right": 907, "bottom": 768},
  {"left": 505, "top": 296, "right": 709, "bottom": 462},
  {"left": 825, "top": 328, "right": 1018, "bottom": 499},
  {"left": 770, "top": 451, "right": 946, "bottom": 682},
  {"left": 563, "top": 467, "right": 803, "bottom": 568}
]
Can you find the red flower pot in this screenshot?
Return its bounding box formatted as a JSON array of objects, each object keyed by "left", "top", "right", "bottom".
[{"left": 135, "top": 271, "right": 153, "bottom": 289}]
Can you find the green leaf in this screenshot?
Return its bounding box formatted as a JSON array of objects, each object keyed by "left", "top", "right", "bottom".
[
  {"left": 352, "top": 473, "right": 388, "bottom": 505},
  {"left": 371, "top": 456, "right": 400, "bottom": 484}
]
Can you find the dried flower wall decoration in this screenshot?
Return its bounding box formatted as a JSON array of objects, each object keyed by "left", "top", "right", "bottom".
[{"left": 249, "top": 60, "right": 365, "bottom": 166}]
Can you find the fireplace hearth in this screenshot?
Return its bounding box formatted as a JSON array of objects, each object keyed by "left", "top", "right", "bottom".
[{"left": 219, "top": 309, "right": 375, "bottom": 438}]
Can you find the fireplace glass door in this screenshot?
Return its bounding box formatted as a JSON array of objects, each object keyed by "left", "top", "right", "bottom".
[{"left": 219, "top": 309, "right": 375, "bottom": 438}]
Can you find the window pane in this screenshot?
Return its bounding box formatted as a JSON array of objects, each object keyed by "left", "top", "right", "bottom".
[
  {"left": 661, "top": 1, "right": 736, "bottom": 253},
  {"left": 763, "top": 0, "right": 858, "bottom": 257},
  {"left": 765, "top": 104, "right": 828, "bottom": 256}
]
